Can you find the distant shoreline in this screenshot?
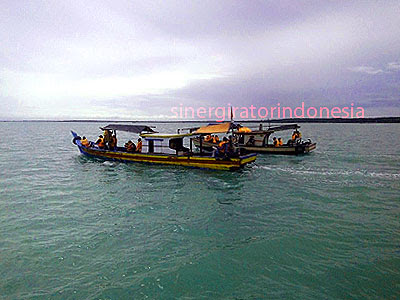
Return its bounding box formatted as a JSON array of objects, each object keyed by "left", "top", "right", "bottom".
[{"left": 1, "top": 117, "right": 399, "bottom": 123}]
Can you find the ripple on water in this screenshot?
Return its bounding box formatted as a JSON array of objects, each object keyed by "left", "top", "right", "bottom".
[{"left": 0, "top": 122, "right": 399, "bottom": 299}]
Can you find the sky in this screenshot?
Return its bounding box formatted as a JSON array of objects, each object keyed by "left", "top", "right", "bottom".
[{"left": 1, "top": 0, "right": 400, "bottom": 120}]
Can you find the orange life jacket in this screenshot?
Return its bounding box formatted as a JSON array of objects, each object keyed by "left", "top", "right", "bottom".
[
  {"left": 218, "top": 141, "right": 228, "bottom": 152},
  {"left": 127, "top": 144, "right": 134, "bottom": 152},
  {"left": 136, "top": 141, "right": 142, "bottom": 152},
  {"left": 81, "top": 138, "right": 89, "bottom": 147},
  {"left": 204, "top": 135, "right": 212, "bottom": 142},
  {"left": 278, "top": 140, "right": 283, "bottom": 146},
  {"left": 97, "top": 138, "right": 105, "bottom": 148}
]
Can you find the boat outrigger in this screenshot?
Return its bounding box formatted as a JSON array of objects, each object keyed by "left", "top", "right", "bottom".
[
  {"left": 193, "top": 123, "right": 316, "bottom": 155},
  {"left": 71, "top": 124, "right": 256, "bottom": 171}
]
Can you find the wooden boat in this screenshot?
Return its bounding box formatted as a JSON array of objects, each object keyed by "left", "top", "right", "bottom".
[
  {"left": 71, "top": 124, "right": 256, "bottom": 171},
  {"left": 193, "top": 123, "right": 316, "bottom": 155}
]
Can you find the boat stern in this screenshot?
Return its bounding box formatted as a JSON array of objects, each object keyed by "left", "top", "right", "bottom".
[{"left": 305, "top": 142, "right": 317, "bottom": 153}]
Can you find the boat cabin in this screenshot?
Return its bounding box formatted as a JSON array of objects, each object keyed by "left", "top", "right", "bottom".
[
  {"left": 234, "top": 124, "right": 300, "bottom": 147},
  {"left": 140, "top": 133, "right": 191, "bottom": 155}
]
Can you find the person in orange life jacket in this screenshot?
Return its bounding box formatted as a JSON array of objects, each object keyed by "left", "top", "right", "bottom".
[
  {"left": 204, "top": 135, "right": 212, "bottom": 142},
  {"left": 212, "top": 135, "right": 220, "bottom": 143},
  {"left": 292, "top": 130, "right": 302, "bottom": 141},
  {"left": 81, "top": 136, "right": 90, "bottom": 147},
  {"left": 96, "top": 135, "right": 105, "bottom": 148},
  {"left": 136, "top": 138, "right": 142, "bottom": 153},
  {"left": 278, "top": 138, "right": 283, "bottom": 146},
  {"left": 211, "top": 137, "right": 228, "bottom": 158},
  {"left": 218, "top": 137, "right": 229, "bottom": 152},
  {"left": 125, "top": 140, "right": 136, "bottom": 152},
  {"left": 273, "top": 137, "right": 279, "bottom": 147}
]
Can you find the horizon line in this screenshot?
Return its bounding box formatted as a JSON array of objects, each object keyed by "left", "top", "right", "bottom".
[{"left": 1, "top": 117, "right": 400, "bottom": 123}]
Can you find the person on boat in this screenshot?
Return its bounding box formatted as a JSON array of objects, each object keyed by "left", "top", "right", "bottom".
[
  {"left": 227, "top": 136, "right": 236, "bottom": 156},
  {"left": 231, "top": 135, "right": 238, "bottom": 143},
  {"left": 292, "top": 130, "right": 302, "bottom": 141},
  {"left": 125, "top": 140, "right": 136, "bottom": 152},
  {"left": 109, "top": 134, "right": 117, "bottom": 150},
  {"left": 212, "top": 135, "right": 220, "bottom": 143},
  {"left": 278, "top": 138, "right": 283, "bottom": 146},
  {"left": 95, "top": 135, "right": 105, "bottom": 149},
  {"left": 291, "top": 131, "right": 297, "bottom": 141},
  {"left": 246, "top": 135, "right": 255, "bottom": 146},
  {"left": 81, "top": 136, "right": 90, "bottom": 147},
  {"left": 204, "top": 134, "right": 212, "bottom": 142},
  {"left": 273, "top": 137, "right": 279, "bottom": 147},
  {"left": 103, "top": 129, "right": 111, "bottom": 142},
  {"left": 136, "top": 138, "right": 142, "bottom": 153},
  {"left": 212, "top": 137, "right": 229, "bottom": 158}
]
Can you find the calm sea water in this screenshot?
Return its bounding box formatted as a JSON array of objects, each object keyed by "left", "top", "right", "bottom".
[{"left": 0, "top": 122, "right": 399, "bottom": 299}]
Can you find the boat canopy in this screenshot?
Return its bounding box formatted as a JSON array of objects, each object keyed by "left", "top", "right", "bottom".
[
  {"left": 100, "top": 124, "right": 156, "bottom": 133},
  {"left": 195, "top": 122, "right": 233, "bottom": 134},
  {"left": 268, "top": 124, "right": 299, "bottom": 132},
  {"left": 234, "top": 124, "right": 299, "bottom": 135},
  {"left": 140, "top": 132, "right": 193, "bottom": 138}
]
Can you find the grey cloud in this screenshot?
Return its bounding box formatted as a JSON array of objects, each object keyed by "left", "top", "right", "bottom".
[
  {"left": 1, "top": 0, "right": 400, "bottom": 119},
  {"left": 348, "top": 66, "right": 385, "bottom": 75}
]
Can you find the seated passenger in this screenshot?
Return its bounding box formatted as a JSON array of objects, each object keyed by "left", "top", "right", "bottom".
[
  {"left": 136, "top": 138, "right": 142, "bottom": 153},
  {"left": 231, "top": 135, "right": 238, "bottom": 143},
  {"left": 212, "top": 135, "right": 220, "bottom": 143},
  {"left": 204, "top": 134, "right": 212, "bottom": 142},
  {"left": 218, "top": 137, "right": 229, "bottom": 153},
  {"left": 246, "top": 135, "right": 255, "bottom": 146},
  {"left": 125, "top": 140, "right": 136, "bottom": 152},
  {"left": 95, "top": 135, "right": 105, "bottom": 149},
  {"left": 81, "top": 136, "right": 90, "bottom": 147},
  {"left": 212, "top": 137, "right": 229, "bottom": 157},
  {"left": 273, "top": 137, "right": 279, "bottom": 147},
  {"left": 278, "top": 138, "right": 283, "bottom": 146}
]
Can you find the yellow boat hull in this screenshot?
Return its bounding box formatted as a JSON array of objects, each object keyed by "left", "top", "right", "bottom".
[{"left": 77, "top": 145, "right": 256, "bottom": 171}]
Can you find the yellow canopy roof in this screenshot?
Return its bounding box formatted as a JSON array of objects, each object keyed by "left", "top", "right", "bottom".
[
  {"left": 195, "top": 122, "right": 231, "bottom": 134},
  {"left": 238, "top": 126, "right": 252, "bottom": 133}
]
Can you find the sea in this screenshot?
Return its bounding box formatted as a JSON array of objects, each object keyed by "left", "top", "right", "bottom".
[{"left": 0, "top": 121, "right": 399, "bottom": 299}]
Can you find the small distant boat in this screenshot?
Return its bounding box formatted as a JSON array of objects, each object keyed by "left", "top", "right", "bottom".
[
  {"left": 71, "top": 123, "right": 256, "bottom": 171},
  {"left": 193, "top": 123, "right": 316, "bottom": 155}
]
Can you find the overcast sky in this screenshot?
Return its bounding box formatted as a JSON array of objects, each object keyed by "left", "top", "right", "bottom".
[{"left": 1, "top": 0, "right": 400, "bottom": 120}]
